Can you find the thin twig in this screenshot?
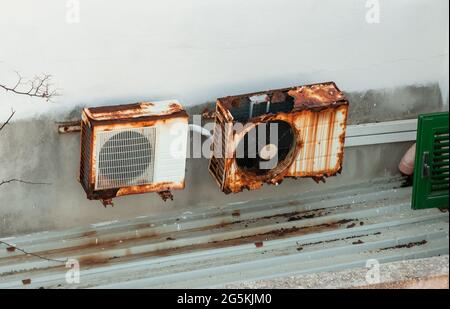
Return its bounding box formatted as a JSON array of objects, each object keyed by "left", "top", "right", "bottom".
[
  {"left": 0, "top": 179, "right": 52, "bottom": 186},
  {"left": 0, "top": 109, "right": 15, "bottom": 132},
  {"left": 0, "top": 70, "right": 60, "bottom": 265},
  {"left": 0, "top": 72, "right": 60, "bottom": 101},
  {"left": 0, "top": 240, "right": 68, "bottom": 264}
]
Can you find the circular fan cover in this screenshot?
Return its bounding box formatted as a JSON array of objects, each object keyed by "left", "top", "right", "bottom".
[
  {"left": 236, "top": 120, "right": 295, "bottom": 175},
  {"left": 98, "top": 131, "right": 153, "bottom": 186}
]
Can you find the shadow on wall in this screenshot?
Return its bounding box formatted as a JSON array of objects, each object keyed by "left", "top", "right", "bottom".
[{"left": 0, "top": 83, "right": 445, "bottom": 237}]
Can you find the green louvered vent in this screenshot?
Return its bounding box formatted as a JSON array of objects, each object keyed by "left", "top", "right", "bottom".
[
  {"left": 412, "top": 112, "right": 449, "bottom": 210},
  {"left": 431, "top": 130, "right": 449, "bottom": 193}
]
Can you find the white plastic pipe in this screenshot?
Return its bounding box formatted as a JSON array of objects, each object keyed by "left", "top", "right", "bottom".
[{"left": 189, "top": 124, "right": 212, "bottom": 138}]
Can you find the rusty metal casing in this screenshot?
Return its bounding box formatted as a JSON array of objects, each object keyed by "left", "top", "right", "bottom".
[
  {"left": 208, "top": 82, "right": 349, "bottom": 194},
  {"left": 79, "top": 101, "right": 189, "bottom": 201}
]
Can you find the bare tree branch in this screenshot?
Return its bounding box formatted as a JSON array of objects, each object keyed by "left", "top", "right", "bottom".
[
  {"left": 0, "top": 109, "right": 15, "bottom": 133},
  {"left": 0, "top": 72, "right": 60, "bottom": 101},
  {"left": 0, "top": 240, "right": 68, "bottom": 264},
  {"left": 0, "top": 107, "right": 53, "bottom": 188},
  {"left": 0, "top": 179, "right": 51, "bottom": 186},
  {"left": 0, "top": 69, "right": 56, "bottom": 247}
]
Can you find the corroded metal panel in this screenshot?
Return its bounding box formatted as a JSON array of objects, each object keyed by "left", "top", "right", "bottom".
[
  {"left": 79, "top": 100, "right": 188, "bottom": 203},
  {"left": 209, "top": 82, "right": 349, "bottom": 194}
]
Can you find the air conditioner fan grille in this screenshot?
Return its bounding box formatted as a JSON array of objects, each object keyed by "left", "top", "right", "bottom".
[{"left": 95, "top": 127, "right": 156, "bottom": 190}]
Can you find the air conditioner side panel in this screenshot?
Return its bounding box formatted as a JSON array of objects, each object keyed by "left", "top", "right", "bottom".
[
  {"left": 288, "top": 105, "right": 348, "bottom": 177},
  {"left": 79, "top": 113, "right": 95, "bottom": 196},
  {"left": 153, "top": 118, "right": 189, "bottom": 185}
]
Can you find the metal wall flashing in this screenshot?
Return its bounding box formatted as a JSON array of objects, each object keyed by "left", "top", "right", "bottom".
[{"left": 345, "top": 119, "right": 417, "bottom": 147}]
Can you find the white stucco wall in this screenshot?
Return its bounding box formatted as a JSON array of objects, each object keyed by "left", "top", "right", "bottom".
[{"left": 0, "top": 0, "right": 448, "bottom": 120}]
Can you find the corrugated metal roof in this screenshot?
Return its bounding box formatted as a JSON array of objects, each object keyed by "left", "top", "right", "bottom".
[{"left": 0, "top": 177, "right": 448, "bottom": 289}]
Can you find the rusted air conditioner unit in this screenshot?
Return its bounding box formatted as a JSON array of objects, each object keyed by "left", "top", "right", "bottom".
[
  {"left": 79, "top": 101, "right": 189, "bottom": 206},
  {"left": 209, "top": 82, "right": 349, "bottom": 194}
]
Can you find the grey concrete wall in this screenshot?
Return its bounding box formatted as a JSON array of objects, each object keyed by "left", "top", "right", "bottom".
[{"left": 0, "top": 83, "right": 445, "bottom": 237}]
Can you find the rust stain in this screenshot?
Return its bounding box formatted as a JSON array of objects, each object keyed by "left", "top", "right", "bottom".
[
  {"left": 205, "top": 207, "right": 330, "bottom": 229},
  {"left": 98, "top": 219, "right": 360, "bottom": 266},
  {"left": 232, "top": 210, "right": 241, "bottom": 217},
  {"left": 379, "top": 240, "right": 428, "bottom": 251},
  {"left": 254, "top": 241, "right": 264, "bottom": 248},
  {"left": 92, "top": 113, "right": 188, "bottom": 132},
  {"left": 201, "top": 107, "right": 216, "bottom": 120},
  {"left": 157, "top": 190, "right": 174, "bottom": 202},
  {"left": 117, "top": 181, "right": 184, "bottom": 197},
  {"left": 287, "top": 209, "right": 329, "bottom": 221},
  {"left": 81, "top": 231, "right": 97, "bottom": 238},
  {"left": 324, "top": 110, "right": 336, "bottom": 170},
  {"left": 306, "top": 113, "right": 319, "bottom": 173},
  {"left": 168, "top": 103, "right": 183, "bottom": 114},
  {"left": 220, "top": 97, "right": 242, "bottom": 110},
  {"left": 312, "top": 176, "right": 326, "bottom": 184},
  {"left": 278, "top": 209, "right": 326, "bottom": 221},
  {"left": 3, "top": 229, "right": 163, "bottom": 268},
  {"left": 298, "top": 231, "right": 380, "bottom": 248},
  {"left": 203, "top": 208, "right": 331, "bottom": 230},
  {"left": 84, "top": 101, "right": 185, "bottom": 121},
  {"left": 78, "top": 255, "right": 111, "bottom": 267},
  {"left": 57, "top": 120, "right": 82, "bottom": 134},
  {"left": 22, "top": 279, "right": 31, "bottom": 285},
  {"left": 3, "top": 215, "right": 360, "bottom": 271},
  {"left": 287, "top": 83, "right": 345, "bottom": 110},
  {"left": 270, "top": 91, "right": 287, "bottom": 104},
  {"left": 101, "top": 198, "right": 114, "bottom": 207},
  {"left": 210, "top": 82, "right": 349, "bottom": 194},
  {"left": 6, "top": 246, "right": 16, "bottom": 252}
]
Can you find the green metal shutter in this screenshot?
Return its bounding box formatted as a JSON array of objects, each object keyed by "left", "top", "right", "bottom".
[{"left": 412, "top": 112, "right": 449, "bottom": 210}]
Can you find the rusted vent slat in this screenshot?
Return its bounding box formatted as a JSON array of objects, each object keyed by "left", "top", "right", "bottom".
[{"left": 209, "top": 111, "right": 228, "bottom": 188}]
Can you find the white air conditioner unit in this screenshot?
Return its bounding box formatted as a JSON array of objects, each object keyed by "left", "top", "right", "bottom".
[{"left": 79, "top": 100, "right": 189, "bottom": 206}]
